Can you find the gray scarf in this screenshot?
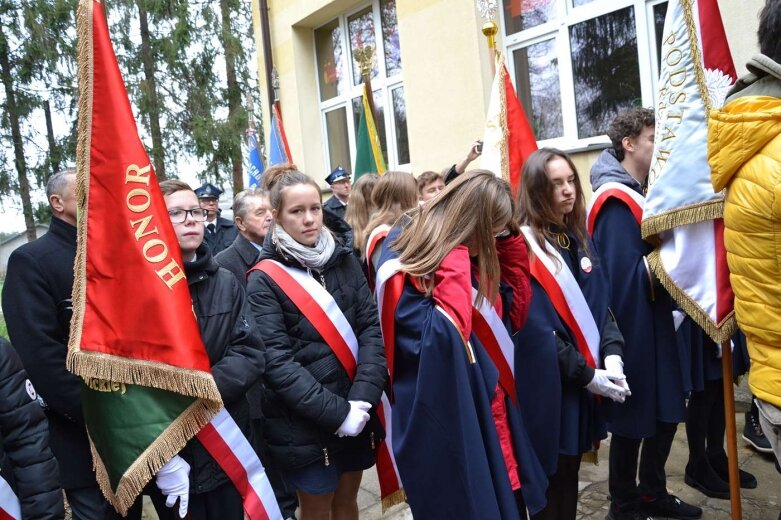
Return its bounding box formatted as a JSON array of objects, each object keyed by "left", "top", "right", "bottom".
[{"left": 273, "top": 224, "right": 335, "bottom": 270}]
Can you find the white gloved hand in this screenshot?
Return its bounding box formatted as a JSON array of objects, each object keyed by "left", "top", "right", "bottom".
[
  {"left": 155, "top": 455, "right": 190, "bottom": 518},
  {"left": 586, "top": 369, "right": 630, "bottom": 403},
  {"left": 672, "top": 310, "right": 686, "bottom": 331},
  {"left": 603, "top": 355, "right": 631, "bottom": 397},
  {"left": 336, "top": 401, "right": 371, "bottom": 437}
]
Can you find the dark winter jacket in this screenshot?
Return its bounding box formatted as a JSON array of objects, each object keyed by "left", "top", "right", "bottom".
[
  {"left": 0, "top": 217, "right": 95, "bottom": 489},
  {"left": 246, "top": 235, "right": 386, "bottom": 470},
  {"left": 0, "top": 337, "right": 64, "bottom": 519},
  {"left": 179, "top": 243, "right": 265, "bottom": 494},
  {"left": 203, "top": 216, "right": 239, "bottom": 255},
  {"left": 215, "top": 233, "right": 262, "bottom": 287}
]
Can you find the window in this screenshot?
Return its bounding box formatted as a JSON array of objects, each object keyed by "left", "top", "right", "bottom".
[
  {"left": 315, "top": 0, "right": 408, "bottom": 174},
  {"left": 502, "top": 0, "right": 668, "bottom": 148}
]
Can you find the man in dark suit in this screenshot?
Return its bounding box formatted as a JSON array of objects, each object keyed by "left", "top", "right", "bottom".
[
  {"left": 196, "top": 182, "right": 238, "bottom": 255},
  {"left": 215, "top": 188, "right": 272, "bottom": 286},
  {"left": 2, "top": 168, "right": 111, "bottom": 519}
]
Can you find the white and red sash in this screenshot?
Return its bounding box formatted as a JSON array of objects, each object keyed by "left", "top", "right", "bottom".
[
  {"left": 0, "top": 474, "right": 21, "bottom": 520},
  {"left": 471, "top": 288, "right": 517, "bottom": 403},
  {"left": 366, "top": 225, "right": 392, "bottom": 292},
  {"left": 197, "top": 409, "right": 283, "bottom": 520},
  {"left": 256, "top": 258, "right": 405, "bottom": 510},
  {"left": 520, "top": 226, "right": 601, "bottom": 369},
  {"left": 253, "top": 259, "right": 359, "bottom": 379},
  {"left": 374, "top": 258, "right": 406, "bottom": 509},
  {"left": 586, "top": 181, "right": 645, "bottom": 236}
]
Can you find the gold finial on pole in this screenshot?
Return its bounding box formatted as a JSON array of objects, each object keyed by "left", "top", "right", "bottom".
[
  {"left": 481, "top": 21, "right": 498, "bottom": 50},
  {"left": 354, "top": 45, "right": 375, "bottom": 82},
  {"left": 476, "top": 0, "right": 499, "bottom": 75}
]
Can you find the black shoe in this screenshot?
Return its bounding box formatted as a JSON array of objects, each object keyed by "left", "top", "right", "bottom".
[
  {"left": 709, "top": 455, "right": 758, "bottom": 489},
  {"left": 643, "top": 495, "right": 702, "bottom": 520},
  {"left": 605, "top": 502, "right": 654, "bottom": 520},
  {"left": 684, "top": 465, "right": 730, "bottom": 499},
  {"left": 743, "top": 405, "right": 774, "bottom": 453}
]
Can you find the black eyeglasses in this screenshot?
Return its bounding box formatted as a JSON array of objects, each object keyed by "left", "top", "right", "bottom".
[{"left": 168, "top": 208, "right": 209, "bottom": 223}]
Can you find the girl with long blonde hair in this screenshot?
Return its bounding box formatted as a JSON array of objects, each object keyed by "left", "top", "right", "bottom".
[{"left": 376, "top": 170, "right": 546, "bottom": 519}]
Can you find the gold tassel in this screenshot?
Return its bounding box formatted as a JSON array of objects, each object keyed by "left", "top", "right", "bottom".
[
  {"left": 640, "top": 201, "right": 724, "bottom": 240},
  {"left": 381, "top": 489, "right": 407, "bottom": 512},
  {"left": 646, "top": 251, "right": 737, "bottom": 343},
  {"left": 581, "top": 450, "right": 599, "bottom": 465}
]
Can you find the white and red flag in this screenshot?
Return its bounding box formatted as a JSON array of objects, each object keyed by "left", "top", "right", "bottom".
[
  {"left": 481, "top": 53, "right": 538, "bottom": 194},
  {"left": 641, "top": 0, "right": 737, "bottom": 342}
]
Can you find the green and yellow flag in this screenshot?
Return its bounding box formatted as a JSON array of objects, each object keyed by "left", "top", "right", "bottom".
[{"left": 353, "top": 83, "right": 387, "bottom": 181}]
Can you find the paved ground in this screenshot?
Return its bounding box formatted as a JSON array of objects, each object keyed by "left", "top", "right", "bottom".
[{"left": 134, "top": 381, "right": 780, "bottom": 519}]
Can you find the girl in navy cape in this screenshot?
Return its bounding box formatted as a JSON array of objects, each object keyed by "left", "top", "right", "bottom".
[
  {"left": 513, "top": 148, "right": 629, "bottom": 520},
  {"left": 379, "top": 170, "right": 547, "bottom": 519}
]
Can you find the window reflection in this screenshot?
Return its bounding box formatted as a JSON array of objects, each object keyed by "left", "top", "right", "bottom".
[
  {"left": 513, "top": 39, "right": 563, "bottom": 140},
  {"left": 503, "top": 0, "right": 559, "bottom": 35},
  {"left": 570, "top": 7, "right": 641, "bottom": 138},
  {"left": 315, "top": 20, "right": 346, "bottom": 102},
  {"left": 392, "top": 87, "right": 410, "bottom": 164},
  {"left": 325, "top": 108, "right": 351, "bottom": 171},
  {"left": 653, "top": 2, "right": 669, "bottom": 70},
  {"left": 352, "top": 91, "right": 388, "bottom": 162},
  {"left": 348, "top": 7, "right": 379, "bottom": 85},
  {"left": 381, "top": 0, "right": 402, "bottom": 77}
]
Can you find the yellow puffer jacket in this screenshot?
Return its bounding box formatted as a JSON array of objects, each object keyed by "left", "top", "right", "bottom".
[{"left": 709, "top": 95, "right": 781, "bottom": 408}]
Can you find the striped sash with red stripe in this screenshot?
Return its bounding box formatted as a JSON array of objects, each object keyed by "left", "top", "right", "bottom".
[
  {"left": 252, "top": 260, "right": 359, "bottom": 379},
  {"left": 521, "top": 226, "right": 601, "bottom": 369},
  {"left": 197, "top": 409, "right": 283, "bottom": 520},
  {"left": 586, "top": 182, "right": 644, "bottom": 236},
  {"left": 471, "top": 288, "right": 517, "bottom": 403},
  {"left": 374, "top": 258, "right": 406, "bottom": 510}
]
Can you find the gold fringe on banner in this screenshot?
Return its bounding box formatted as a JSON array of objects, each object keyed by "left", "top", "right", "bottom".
[
  {"left": 497, "top": 52, "right": 510, "bottom": 186},
  {"left": 640, "top": 200, "right": 724, "bottom": 240},
  {"left": 646, "top": 250, "right": 737, "bottom": 343},
  {"left": 381, "top": 488, "right": 407, "bottom": 513},
  {"left": 91, "top": 399, "right": 218, "bottom": 516},
  {"left": 67, "top": 351, "right": 224, "bottom": 404},
  {"left": 69, "top": 0, "right": 94, "bottom": 374}
]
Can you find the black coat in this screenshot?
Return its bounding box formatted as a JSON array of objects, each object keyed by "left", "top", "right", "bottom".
[
  {"left": 215, "top": 233, "right": 261, "bottom": 287},
  {"left": 246, "top": 237, "right": 386, "bottom": 470},
  {"left": 179, "top": 244, "right": 265, "bottom": 494},
  {"left": 0, "top": 217, "right": 95, "bottom": 489},
  {"left": 0, "top": 338, "right": 64, "bottom": 519},
  {"left": 203, "top": 216, "right": 239, "bottom": 255}
]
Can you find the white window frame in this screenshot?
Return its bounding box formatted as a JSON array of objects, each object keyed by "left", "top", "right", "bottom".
[
  {"left": 501, "top": 0, "right": 667, "bottom": 151},
  {"left": 314, "top": 0, "right": 409, "bottom": 175}
]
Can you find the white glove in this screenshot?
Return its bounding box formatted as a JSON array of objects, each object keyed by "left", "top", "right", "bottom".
[
  {"left": 155, "top": 455, "right": 190, "bottom": 518},
  {"left": 603, "top": 354, "right": 631, "bottom": 397},
  {"left": 336, "top": 401, "right": 371, "bottom": 437},
  {"left": 672, "top": 310, "right": 685, "bottom": 331},
  {"left": 586, "top": 369, "right": 630, "bottom": 403}
]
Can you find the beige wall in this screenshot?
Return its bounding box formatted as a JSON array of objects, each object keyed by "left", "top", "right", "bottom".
[{"left": 254, "top": 0, "right": 766, "bottom": 188}]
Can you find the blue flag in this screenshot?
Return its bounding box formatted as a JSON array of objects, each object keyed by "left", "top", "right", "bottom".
[
  {"left": 268, "top": 105, "right": 291, "bottom": 166},
  {"left": 246, "top": 128, "right": 264, "bottom": 187}
]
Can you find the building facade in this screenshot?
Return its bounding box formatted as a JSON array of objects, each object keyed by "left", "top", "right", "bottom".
[{"left": 252, "top": 0, "right": 763, "bottom": 191}]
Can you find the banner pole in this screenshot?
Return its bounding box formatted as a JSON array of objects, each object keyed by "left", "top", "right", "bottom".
[{"left": 721, "top": 339, "right": 742, "bottom": 520}]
